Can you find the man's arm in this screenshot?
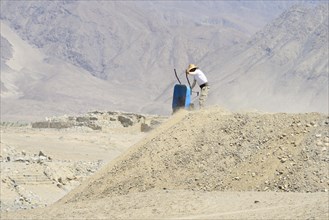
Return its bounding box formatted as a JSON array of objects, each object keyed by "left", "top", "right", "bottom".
[
  {"left": 186, "top": 70, "right": 197, "bottom": 88},
  {"left": 191, "top": 79, "right": 196, "bottom": 89},
  {"left": 187, "top": 71, "right": 197, "bottom": 75}
]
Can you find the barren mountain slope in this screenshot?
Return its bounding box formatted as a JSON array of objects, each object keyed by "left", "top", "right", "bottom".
[
  {"left": 58, "top": 106, "right": 329, "bottom": 204},
  {"left": 1, "top": 1, "right": 296, "bottom": 79},
  {"left": 203, "top": 4, "right": 329, "bottom": 113},
  {"left": 1, "top": 1, "right": 325, "bottom": 121},
  {"left": 0, "top": 1, "right": 251, "bottom": 95},
  {"left": 0, "top": 0, "right": 255, "bottom": 120},
  {"left": 0, "top": 21, "right": 150, "bottom": 121}
]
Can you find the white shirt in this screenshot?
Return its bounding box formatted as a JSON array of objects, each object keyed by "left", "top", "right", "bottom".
[{"left": 189, "top": 69, "right": 208, "bottom": 86}]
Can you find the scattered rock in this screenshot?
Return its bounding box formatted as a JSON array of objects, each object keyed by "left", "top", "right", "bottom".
[
  {"left": 38, "top": 151, "right": 46, "bottom": 157},
  {"left": 118, "top": 115, "right": 134, "bottom": 127}
]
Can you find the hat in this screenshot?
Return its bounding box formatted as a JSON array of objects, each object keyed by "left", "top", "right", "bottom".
[{"left": 187, "top": 64, "right": 198, "bottom": 72}]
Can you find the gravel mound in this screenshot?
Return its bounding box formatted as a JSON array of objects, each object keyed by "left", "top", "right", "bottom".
[{"left": 61, "top": 107, "right": 329, "bottom": 204}]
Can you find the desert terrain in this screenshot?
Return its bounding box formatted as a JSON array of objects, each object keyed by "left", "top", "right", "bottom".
[
  {"left": 0, "top": 111, "right": 165, "bottom": 212},
  {"left": 1, "top": 3, "right": 328, "bottom": 119},
  {"left": 1, "top": 2, "right": 328, "bottom": 219},
  {"left": 1, "top": 106, "right": 328, "bottom": 219}
]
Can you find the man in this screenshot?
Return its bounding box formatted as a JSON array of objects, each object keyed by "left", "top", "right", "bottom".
[{"left": 186, "top": 64, "right": 210, "bottom": 108}]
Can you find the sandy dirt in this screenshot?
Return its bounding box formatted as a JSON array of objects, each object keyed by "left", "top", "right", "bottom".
[
  {"left": 1, "top": 111, "right": 153, "bottom": 211},
  {"left": 2, "top": 190, "right": 328, "bottom": 219},
  {"left": 1, "top": 107, "right": 328, "bottom": 219}
]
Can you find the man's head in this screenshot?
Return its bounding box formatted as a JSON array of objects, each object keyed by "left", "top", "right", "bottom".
[{"left": 187, "top": 64, "right": 198, "bottom": 73}]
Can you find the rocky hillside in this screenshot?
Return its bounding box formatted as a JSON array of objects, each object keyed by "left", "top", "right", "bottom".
[
  {"left": 0, "top": 1, "right": 294, "bottom": 79},
  {"left": 1, "top": 1, "right": 326, "bottom": 121},
  {"left": 59, "top": 107, "right": 329, "bottom": 204},
  {"left": 204, "top": 4, "right": 328, "bottom": 113}
]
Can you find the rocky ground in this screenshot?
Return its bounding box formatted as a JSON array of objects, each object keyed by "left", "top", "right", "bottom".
[
  {"left": 0, "top": 111, "right": 166, "bottom": 212},
  {"left": 61, "top": 107, "right": 329, "bottom": 203},
  {"left": 1, "top": 106, "right": 328, "bottom": 219}
]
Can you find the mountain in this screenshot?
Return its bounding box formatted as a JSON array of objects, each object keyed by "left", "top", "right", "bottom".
[
  {"left": 0, "top": 1, "right": 327, "bottom": 121},
  {"left": 0, "top": 21, "right": 146, "bottom": 121},
  {"left": 201, "top": 4, "right": 329, "bottom": 113}
]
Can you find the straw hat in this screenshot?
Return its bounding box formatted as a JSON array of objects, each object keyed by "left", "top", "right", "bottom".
[{"left": 187, "top": 64, "right": 198, "bottom": 72}]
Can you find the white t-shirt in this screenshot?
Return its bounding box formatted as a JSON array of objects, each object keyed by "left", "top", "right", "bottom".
[{"left": 189, "top": 69, "right": 208, "bottom": 85}]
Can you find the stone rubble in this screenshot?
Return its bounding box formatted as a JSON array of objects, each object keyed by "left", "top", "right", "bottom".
[
  {"left": 0, "top": 144, "right": 105, "bottom": 211},
  {"left": 31, "top": 111, "right": 167, "bottom": 131},
  {"left": 1, "top": 111, "right": 167, "bottom": 211}
]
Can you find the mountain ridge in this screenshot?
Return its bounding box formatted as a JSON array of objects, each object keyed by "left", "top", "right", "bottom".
[{"left": 1, "top": 1, "right": 327, "bottom": 121}]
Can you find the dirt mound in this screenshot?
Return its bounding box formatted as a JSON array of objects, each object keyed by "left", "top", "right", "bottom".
[{"left": 60, "top": 107, "right": 329, "bottom": 204}]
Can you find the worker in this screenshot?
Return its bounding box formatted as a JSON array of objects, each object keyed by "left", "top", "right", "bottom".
[{"left": 186, "top": 64, "right": 210, "bottom": 108}]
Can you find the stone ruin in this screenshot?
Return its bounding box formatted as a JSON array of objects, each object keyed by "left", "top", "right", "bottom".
[{"left": 31, "top": 111, "right": 167, "bottom": 132}]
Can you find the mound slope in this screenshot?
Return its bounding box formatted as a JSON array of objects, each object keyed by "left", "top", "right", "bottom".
[{"left": 60, "top": 107, "right": 329, "bottom": 204}]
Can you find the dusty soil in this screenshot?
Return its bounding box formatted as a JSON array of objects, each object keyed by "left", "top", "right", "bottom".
[
  {"left": 1, "top": 107, "right": 328, "bottom": 219},
  {"left": 0, "top": 126, "right": 145, "bottom": 210},
  {"left": 2, "top": 190, "right": 328, "bottom": 219},
  {"left": 0, "top": 111, "right": 164, "bottom": 211}
]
